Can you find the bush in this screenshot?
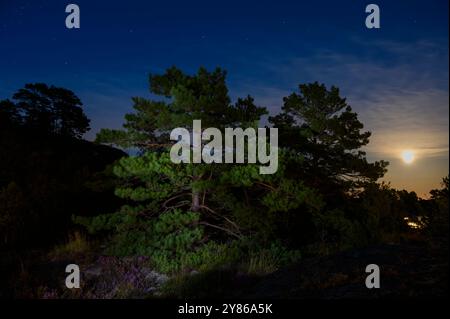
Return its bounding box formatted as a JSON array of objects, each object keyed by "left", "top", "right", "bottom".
[
  {"left": 49, "top": 231, "right": 91, "bottom": 260},
  {"left": 245, "top": 242, "right": 301, "bottom": 275},
  {"left": 75, "top": 209, "right": 240, "bottom": 274}
]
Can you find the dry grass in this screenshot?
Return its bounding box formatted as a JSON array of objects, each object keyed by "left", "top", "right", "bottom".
[{"left": 49, "top": 231, "right": 91, "bottom": 260}]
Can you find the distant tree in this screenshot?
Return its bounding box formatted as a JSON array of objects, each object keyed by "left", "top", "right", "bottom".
[
  {"left": 430, "top": 175, "right": 449, "bottom": 200},
  {"left": 427, "top": 175, "right": 449, "bottom": 237},
  {"left": 10, "top": 83, "right": 90, "bottom": 138},
  {"left": 269, "top": 82, "right": 388, "bottom": 195}
]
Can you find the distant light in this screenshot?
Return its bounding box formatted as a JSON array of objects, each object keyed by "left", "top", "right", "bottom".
[
  {"left": 404, "top": 216, "right": 424, "bottom": 230},
  {"left": 401, "top": 150, "right": 415, "bottom": 164}
]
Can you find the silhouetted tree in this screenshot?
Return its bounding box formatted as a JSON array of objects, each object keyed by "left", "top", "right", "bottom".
[
  {"left": 10, "top": 83, "right": 90, "bottom": 138},
  {"left": 270, "top": 82, "right": 388, "bottom": 195},
  {"left": 427, "top": 175, "right": 449, "bottom": 237},
  {"left": 430, "top": 176, "right": 449, "bottom": 200}
]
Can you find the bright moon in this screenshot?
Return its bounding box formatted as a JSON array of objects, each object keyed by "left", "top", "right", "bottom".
[{"left": 401, "top": 150, "right": 415, "bottom": 164}]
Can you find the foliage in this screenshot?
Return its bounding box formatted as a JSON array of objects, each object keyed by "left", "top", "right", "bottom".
[
  {"left": 269, "top": 82, "right": 388, "bottom": 195},
  {"left": 96, "top": 66, "right": 267, "bottom": 148},
  {"left": 7, "top": 83, "right": 90, "bottom": 138},
  {"left": 245, "top": 242, "right": 302, "bottom": 275},
  {"left": 426, "top": 175, "right": 449, "bottom": 238},
  {"left": 160, "top": 239, "right": 301, "bottom": 298},
  {"left": 82, "top": 67, "right": 320, "bottom": 276}
]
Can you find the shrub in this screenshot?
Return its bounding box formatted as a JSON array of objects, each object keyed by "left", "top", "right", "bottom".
[
  {"left": 75, "top": 209, "right": 237, "bottom": 274},
  {"left": 245, "top": 242, "right": 301, "bottom": 275},
  {"left": 49, "top": 231, "right": 91, "bottom": 260}
]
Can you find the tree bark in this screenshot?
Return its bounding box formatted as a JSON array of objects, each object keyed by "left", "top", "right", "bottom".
[{"left": 191, "top": 191, "right": 200, "bottom": 212}]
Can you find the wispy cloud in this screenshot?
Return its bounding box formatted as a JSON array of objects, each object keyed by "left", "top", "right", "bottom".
[
  {"left": 229, "top": 37, "right": 449, "bottom": 195},
  {"left": 235, "top": 38, "right": 449, "bottom": 160}
]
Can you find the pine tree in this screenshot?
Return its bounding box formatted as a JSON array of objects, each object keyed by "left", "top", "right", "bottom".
[
  {"left": 83, "top": 67, "right": 321, "bottom": 270},
  {"left": 269, "top": 82, "right": 388, "bottom": 195}
]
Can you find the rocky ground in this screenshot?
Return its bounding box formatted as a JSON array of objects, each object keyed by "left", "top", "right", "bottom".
[
  {"left": 3, "top": 239, "right": 448, "bottom": 299},
  {"left": 240, "top": 241, "right": 448, "bottom": 298}
]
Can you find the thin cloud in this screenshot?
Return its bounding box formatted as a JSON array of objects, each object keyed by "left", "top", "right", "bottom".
[{"left": 235, "top": 38, "right": 449, "bottom": 161}]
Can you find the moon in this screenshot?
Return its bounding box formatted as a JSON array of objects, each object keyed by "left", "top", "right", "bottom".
[{"left": 401, "top": 150, "right": 415, "bottom": 164}]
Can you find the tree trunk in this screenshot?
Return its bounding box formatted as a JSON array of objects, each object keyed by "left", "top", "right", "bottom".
[{"left": 191, "top": 191, "right": 200, "bottom": 212}]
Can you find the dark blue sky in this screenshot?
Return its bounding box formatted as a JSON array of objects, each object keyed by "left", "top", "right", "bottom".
[{"left": 1, "top": 0, "right": 448, "bottom": 195}]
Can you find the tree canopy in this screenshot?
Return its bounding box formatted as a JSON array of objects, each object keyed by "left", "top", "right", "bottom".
[
  {"left": 96, "top": 66, "right": 267, "bottom": 149},
  {"left": 269, "top": 82, "right": 388, "bottom": 195},
  {"left": 2, "top": 83, "right": 90, "bottom": 138}
]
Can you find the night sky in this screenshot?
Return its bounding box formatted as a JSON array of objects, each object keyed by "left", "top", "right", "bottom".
[{"left": 1, "top": 0, "right": 448, "bottom": 196}]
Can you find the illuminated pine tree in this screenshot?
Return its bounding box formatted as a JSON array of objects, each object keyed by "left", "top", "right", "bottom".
[{"left": 79, "top": 67, "right": 320, "bottom": 271}]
